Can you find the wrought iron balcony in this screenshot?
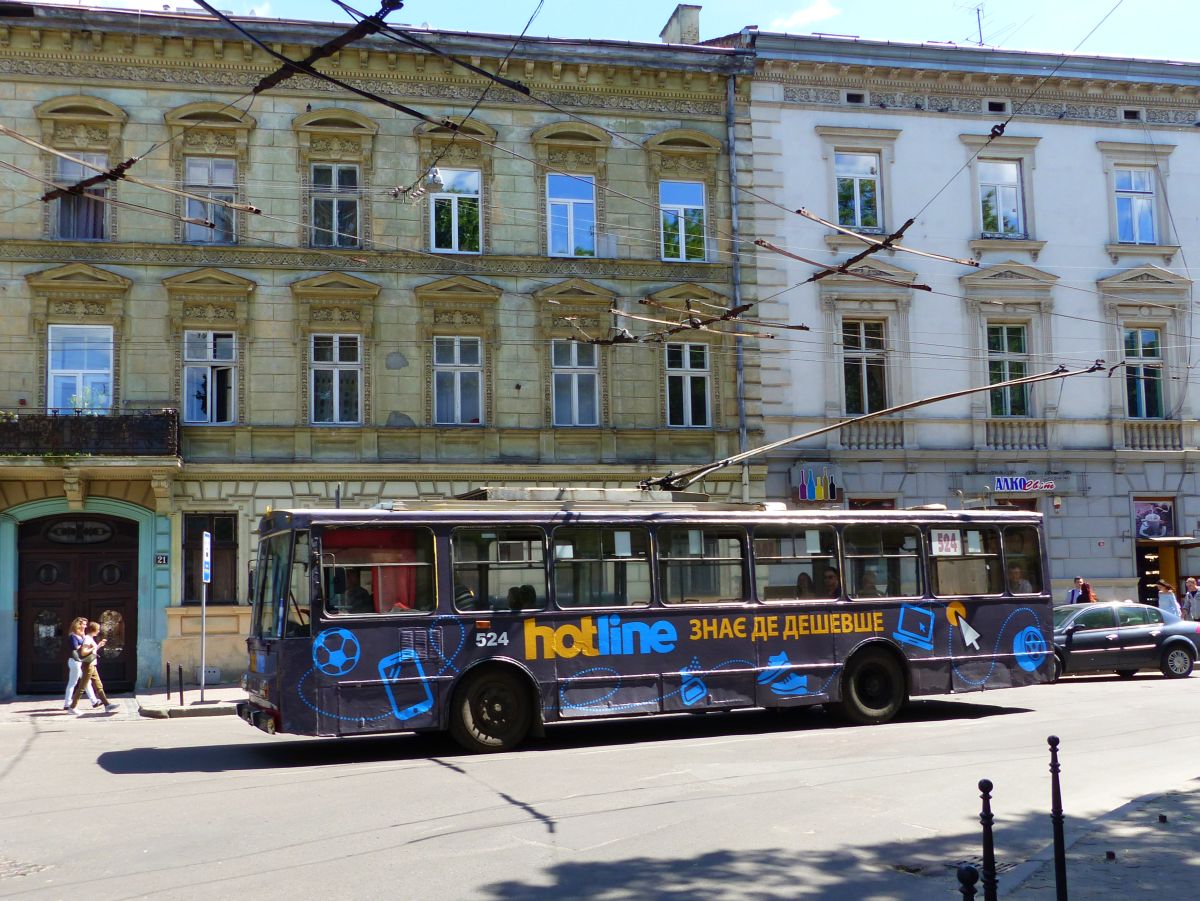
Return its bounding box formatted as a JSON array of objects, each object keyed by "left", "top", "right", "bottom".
[{"left": 0, "top": 408, "right": 180, "bottom": 456}]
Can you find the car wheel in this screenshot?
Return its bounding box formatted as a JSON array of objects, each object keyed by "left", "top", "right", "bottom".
[
  {"left": 834, "top": 649, "right": 907, "bottom": 725},
  {"left": 449, "top": 669, "right": 534, "bottom": 753},
  {"left": 1048, "top": 654, "right": 1063, "bottom": 684},
  {"left": 1160, "top": 645, "right": 1195, "bottom": 679},
  {"left": 1115, "top": 669, "right": 1137, "bottom": 679}
]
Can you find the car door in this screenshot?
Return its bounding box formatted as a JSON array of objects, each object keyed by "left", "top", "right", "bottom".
[
  {"left": 1115, "top": 604, "right": 1164, "bottom": 668},
  {"left": 1062, "top": 606, "right": 1120, "bottom": 673}
]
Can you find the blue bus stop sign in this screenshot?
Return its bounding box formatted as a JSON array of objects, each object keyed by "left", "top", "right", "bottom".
[{"left": 202, "top": 530, "right": 211, "bottom": 584}]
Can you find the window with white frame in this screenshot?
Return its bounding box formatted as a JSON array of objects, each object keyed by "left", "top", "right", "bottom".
[
  {"left": 431, "top": 168, "right": 481, "bottom": 253},
  {"left": 978, "top": 160, "right": 1024, "bottom": 237},
  {"left": 54, "top": 153, "right": 107, "bottom": 240},
  {"left": 843, "top": 320, "right": 887, "bottom": 414},
  {"left": 552, "top": 340, "right": 599, "bottom": 426},
  {"left": 1124, "top": 326, "right": 1163, "bottom": 418},
  {"left": 47, "top": 325, "right": 112, "bottom": 412},
  {"left": 987, "top": 323, "right": 1029, "bottom": 416},
  {"left": 184, "top": 156, "right": 236, "bottom": 243},
  {"left": 183, "top": 330, "right": 236, "bottom": 424},
  {"left": 311, "top": 334, "right": 362, "bottom": 424},
  {"left": 311, "top": 163, "right": 360, "bottom": 247},
  {"left": 547, "top": 174, "right": 595, "bottom": 257},
  {"left": 666, "top": 342, "right": 710, "bottom": 428},
  {"left": 1115, "top": 167, "right": 1156, "bottom": 245},
  {"left": 835, "top": 152, "right": 880, "bottom": 230},
  {"left": 660, "top": 180, "right": 706, "bottom": 262},
  {"left": 434, "top": 336, "right": 482, "bottom": 425}
]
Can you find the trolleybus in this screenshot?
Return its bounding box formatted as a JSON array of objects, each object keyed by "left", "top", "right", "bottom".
[{"left": 238, "top": 487, "right": 1052, "bottom": 752}]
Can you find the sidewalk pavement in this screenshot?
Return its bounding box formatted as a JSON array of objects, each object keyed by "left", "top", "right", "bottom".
[{"left": 0, "top": 684, "right": 244, "bottom": 723}]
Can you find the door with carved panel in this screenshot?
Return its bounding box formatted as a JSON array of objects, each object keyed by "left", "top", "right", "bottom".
[{"left": 17, "top": 515, "right": 139, "bottom": 694}]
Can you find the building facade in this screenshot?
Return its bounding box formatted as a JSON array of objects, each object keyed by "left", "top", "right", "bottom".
[
  {"left": 739, "top": 29, "right": 1200, "bottom": 604},
  {"left": 0, "top": 4, "right": 759, "bottom": 696}
]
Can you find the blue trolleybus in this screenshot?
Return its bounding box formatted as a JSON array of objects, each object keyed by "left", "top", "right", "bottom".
[{"left": 238, "top": 488, "right": 1052, "bottom": 752}]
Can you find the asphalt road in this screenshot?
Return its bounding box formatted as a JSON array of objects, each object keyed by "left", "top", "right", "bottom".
[{"left": 2, "top": 674, "right": 1197, "bottom": 900}]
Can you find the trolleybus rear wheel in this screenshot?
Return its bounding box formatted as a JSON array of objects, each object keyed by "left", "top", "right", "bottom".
[
  {"left": 835, "top": 649, "right": 906, "bottom": 725},
  {"left": 450, "top": 669, "right": 533, "bottom": 753}
]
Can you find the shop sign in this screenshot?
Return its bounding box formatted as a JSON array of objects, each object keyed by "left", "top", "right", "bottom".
[{"left": 993, "top": 476, "right": 1056, "bottom": 493}]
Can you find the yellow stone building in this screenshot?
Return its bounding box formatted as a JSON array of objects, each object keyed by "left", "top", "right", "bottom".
[{"left": 0, "top": 4, "right": 761, "bottom": 696}]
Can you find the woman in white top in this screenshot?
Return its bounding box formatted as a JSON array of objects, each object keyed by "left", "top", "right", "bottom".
[
  {"left": 1156, "top": 580, "right": 1182, "bottom": 617},
  {"left": 63, "top": 617, "right": 98, "bottom": 710}
]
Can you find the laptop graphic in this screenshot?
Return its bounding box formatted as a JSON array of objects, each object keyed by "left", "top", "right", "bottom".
[{"left": 893, "top": 604, "right": 935, "bottom": 651}]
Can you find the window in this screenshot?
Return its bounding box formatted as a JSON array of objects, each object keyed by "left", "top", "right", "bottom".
[
  {"left": 47, "top": 325, "right": 112, "bottom": 412},
  {"left": 552, "top": 527, "right": 652, "bottom": 608},
  {"left": 54, "top": 153, "right": 107, "bottom": 240},
  {"left": 253, "top": 531, "right": 290, "bottom": 640},
  {"left": 311, "top": 334, "right": 361, "bottom": 425},
  {"left": 184, "top": 156, "right": 236, "bottom": 243},
  {"left": 753, "top": 527, "right": 840, "bottom": 602},
  {"left": 660, "top": 181, "right": 706, "bottom": 261},
  {"left": 928, "top": 528, "right": 1003, "bottom": 596},
  {"left": 1003, "top": 525, "right": 1042, "bottom": 594},
  {"left": 1124, "top": 326, "right": 1163, "bottom": 418},
  {"left": 183, "top": 513, "right": 237, "bottom": 604},
  {"left": 1115, "top": 167, "right": 1156, "bottom": 244},
  {"left": 843, "top": 320, "right": 886, "bottom": 414},
  {"left": 547, "top": 174, "right": 595, "bottom": 257},
  {"left": 552, "top": 340, "right": 599, "bottom": 426},
  {"left": 285, "top": 532, "right": 312, "bottom": 637},
  {"left": 452, "top": 528, "right": 547, "bottom": 612},
  {"left": 987, "top": 324, "right": 1029, "bottom": 416},
  {"left": 434, "top": 336, "right": 482, "bottom": 425},
  {"left": 666, "top": 342, "right": 710, "bottom": 428},
  {"left": 320, "top": 527, "right": 436, "bottom": 615},
  {"left": 657, "top": 527, "right": 745, "bottom": 605},
  {"left": 183, "top": 330, "right": 236, "bottom": 424},
  {"left": 978, "top": 160, "right": 1024, "bottom": 237},
  {"left": 835, "top": 152, "right": 880, "bottom": 230},
  {"left": 843, "top": 525, "right": 922, "bottom": 599},
  {"left": 1072, "top": 606, "right": 1116, "bottom": 631},
  {"left": 431, "top": 168, "right": 481, "bottom": 253},
  {"left": 312, "top": 163, "right": 360, "bottom": 247}
]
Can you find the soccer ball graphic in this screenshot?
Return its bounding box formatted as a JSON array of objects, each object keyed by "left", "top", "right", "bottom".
[{"left": 312, "top": 628, "right": 361, "bottom": 676}]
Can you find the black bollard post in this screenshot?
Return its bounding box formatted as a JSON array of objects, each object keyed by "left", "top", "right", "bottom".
[
  {"left": 979, "top": 779, "right": 998, "bottom": 901},
  {"left": 178, "top": 663, "right": 184, "bottom": 707},
  {"left": 1048, "top": 736, "right": 1068, "bottom": 901},
  {"left": 165, "top": 661, "right": 171, "bottom": 699},
  {"left": 956, "top": 863, "right": 979, "bottom": 899}
]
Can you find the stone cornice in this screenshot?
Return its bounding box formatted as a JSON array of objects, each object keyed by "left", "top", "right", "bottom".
[{"left": 0, "top": 239, "right": 730, "bottom": 283}]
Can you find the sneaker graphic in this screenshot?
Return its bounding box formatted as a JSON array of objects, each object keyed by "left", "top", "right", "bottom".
[
  {"left": 680, "top": 658, "right": 707, "bottom": 706},
  {"left": 757, "top": 651, "right": 792, "bottom": 685},
  {"left": 770, "top": 673, "right": 810, "bottom": 697}
]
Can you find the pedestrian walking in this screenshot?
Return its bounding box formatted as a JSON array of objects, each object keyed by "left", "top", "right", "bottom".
[
  {"left": 1156, "top": 580, "right": 1182, "bottom": 618},
  {"left": 68, "top": 621, "right": 118, "bottom": 714},
  {"left": 1181, "top": 577, "right": 1198, "bottom": 620},
  {"left": 63, "top": 617, "right": 97, "bottom": 710},
  {"left": 1064, "top": 576, "right": 1084, "bottom": 604},
  {"left": 1078, "top": 581, "right": 1098, "bottom": 603}
]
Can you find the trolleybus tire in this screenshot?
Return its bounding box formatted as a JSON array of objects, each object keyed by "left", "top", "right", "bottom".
[
  {"left": 834, "top": 648, "right": 907, "bottom": 725},
  {"left": 1161, "top": 644, "right": 1195, "bottom": 679},
  {"left": 450, "top": 668, "right": 533, "bottom": 753}
]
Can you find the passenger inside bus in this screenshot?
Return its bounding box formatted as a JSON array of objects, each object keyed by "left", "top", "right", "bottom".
[
  {"left": 795, "top": 572, "right": 817, "bottom": 598},
  {"left": 822, "top": 567, "right": 842, "bottom": 598},
  {"left": 343, "top": 568, "right": 374, "bottom": 613}
]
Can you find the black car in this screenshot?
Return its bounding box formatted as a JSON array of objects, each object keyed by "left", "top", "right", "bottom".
[{"left": 1050, "top": 601, "right": 1200, "bottom": 681}]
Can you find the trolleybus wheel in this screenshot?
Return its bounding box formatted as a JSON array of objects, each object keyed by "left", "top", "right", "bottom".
[
  {"left": 835, "top": 649, "right": 906, "bottom": 725},
  {"left": 450, "top": 669, "right": 533, "bottom": 753}
]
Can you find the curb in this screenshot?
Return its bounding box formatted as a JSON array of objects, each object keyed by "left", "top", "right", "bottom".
[{"left": 137, "top": 702, "right": 239, "bottom": 719}]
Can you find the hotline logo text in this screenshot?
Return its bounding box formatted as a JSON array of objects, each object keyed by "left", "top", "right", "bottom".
[{"left": 524, "top": 615, "right": 678, "bottom": 660}]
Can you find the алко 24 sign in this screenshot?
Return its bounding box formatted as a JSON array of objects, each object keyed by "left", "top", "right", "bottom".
[{"left": 993, "top": 476, "right": 1056, "bottom": 493}]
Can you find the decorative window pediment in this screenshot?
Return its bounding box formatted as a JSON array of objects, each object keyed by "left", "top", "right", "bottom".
[
  {"left": 961, "top": 260, "right": 1058, "bottom": 309},
  {"left": 293, "top": 108, "right": 379, "bottom": 166},
  {"left": 415, "top": 117, "right": 496, "bottom": 169},
  {"left": 290, "top": 271, "right": 381, "bottom": 333},
  {"left": 26, "top": 263, "right": 131, "bottom": 331},
  {"left": 164, "top": 267, "right": 255, "bottom": 332},
  {"left": 532, "top": 121, "right": 612, "bottom": 165},
  {"left": 1098, "top": 264, "right": 1190, "bottom": 301},
  {"left": 35, "top": 95, "right": 126, "bottom": 156},
  {"left": 819, "top": 259, "right": 918, "bottom": 311},
  {"left": 165, "top": 103, "right": 256, "bottom": 164},
  {"left": 535, "top": 279, "right": 616, "bottom": 340},
  {"left": 645, "top": 128, "right": 722, "bottom": 180}
]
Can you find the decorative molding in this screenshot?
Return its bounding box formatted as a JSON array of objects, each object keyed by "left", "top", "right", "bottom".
[
  {"left": 26, "top": 262, "right": 132, "bottom": 331},
  {"left": 968, "top": 238, "right": 1047, "bottom": 262},
  {"left": 1103, "top": 243, "right": 1180, "bottom": 265}
]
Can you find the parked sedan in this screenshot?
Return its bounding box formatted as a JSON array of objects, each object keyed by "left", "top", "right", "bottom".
[{"left": 1050, "top": 601, "right": 1200, "bottom": 681}]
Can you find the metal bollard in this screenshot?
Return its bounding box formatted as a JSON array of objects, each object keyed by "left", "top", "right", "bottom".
[
  {"left": 978, "top": 778, "right": 998, "bottom": 901},
  {"left": 1048, "top": 736, "right": 1068, "bottom": 901},
  {"left": 178, "top": 663, "right": 184, "bottom": 707},
  {"left": 165, "top": 662, "right": 171, "bottom": 699},
  {"left": 956, "top": 863, "right": 979, "bottom": 899}
]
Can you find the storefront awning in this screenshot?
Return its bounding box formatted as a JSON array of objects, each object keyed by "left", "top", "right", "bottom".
[{"left": 1141, "top": 536, "right": 1200, "bottom": 549}]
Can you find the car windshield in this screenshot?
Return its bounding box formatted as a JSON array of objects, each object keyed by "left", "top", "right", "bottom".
[{"left": 1052, "top": 606, "right": 1080, "bottom": 629}]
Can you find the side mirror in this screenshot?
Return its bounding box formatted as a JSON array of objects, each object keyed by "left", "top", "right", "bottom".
[{"left": 1063, "top": 625, "right": 1076, "bottom": 638}]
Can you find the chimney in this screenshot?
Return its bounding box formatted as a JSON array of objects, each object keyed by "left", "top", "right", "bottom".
[{"left": 659, "top": 4, "right": 701, "bottom": 44}]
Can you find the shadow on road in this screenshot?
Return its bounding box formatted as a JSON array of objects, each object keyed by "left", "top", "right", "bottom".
[{"left": 96, "top": 696, "right": 1029, "bottom": 775}]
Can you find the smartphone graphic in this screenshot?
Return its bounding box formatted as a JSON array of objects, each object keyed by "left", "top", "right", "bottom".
[{"left": 379, "top": 649, "right": 434, "bottom": 721}]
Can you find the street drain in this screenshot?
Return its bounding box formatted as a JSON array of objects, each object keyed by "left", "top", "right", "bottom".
[{"left": 889, "top": 857, "right": 1019, "bottom": 878}]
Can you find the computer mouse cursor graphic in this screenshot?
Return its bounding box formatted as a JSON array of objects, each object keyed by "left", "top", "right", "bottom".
[{"left": 947, "top": 601, "right": 982, "bottom": 650}]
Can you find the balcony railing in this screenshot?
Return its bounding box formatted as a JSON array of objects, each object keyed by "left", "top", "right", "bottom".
[
  {"left": 0, "top": 408, "right": 180, "bottom": 456},
  {"left": 841, "top": 418, "right": 904, "bottom": 450},
  {"left": 1124, "top": 419, "right": 1183, "bottom": 451},
  {"left": 985, "top": 418, "right": 1048, "bottom": 451}
]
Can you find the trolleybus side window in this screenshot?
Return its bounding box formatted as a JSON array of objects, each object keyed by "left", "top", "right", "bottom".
[
  {"left": 843, "top": 524, "right": 922, "bottom": 599},
  {"left": 657, "top": 526, "right": 746, "bottom": 605},
  {"left": 1003, "top": 525, "right": 1042, "bottom": 594},
  {"left": 319, "top": 527, "right": 436, "bottom": 615},
  {"left": 753, "top": 526, "right": 840, "bottom": 602},
  {"left": 452, "top": 528, "right": 547, "bottom": 612},
  {"left": 928, "top": 527, "right": 1003, "bottom": 597},
  {"left": 551, "top": 527, "right": 652, "bottom": 608},
  {"left": 284, "top": 531, "right": 312, "bottom": 636},
  {"left": 254, "top": 531, "right": 292, "bottom": 640}
]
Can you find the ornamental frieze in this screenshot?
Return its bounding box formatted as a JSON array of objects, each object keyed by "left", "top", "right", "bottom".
[
  {"left": 310, "top": 306, "right": 363, "bottom": 323},
  {"left": 433, "top": 309, "right": 483, "bottom": 326},
  {"left": 49, "top": 299, "right": 108, "bottom": 317},
  {"left": 181, "top": 302, "right": 237, "bottom": 321}
]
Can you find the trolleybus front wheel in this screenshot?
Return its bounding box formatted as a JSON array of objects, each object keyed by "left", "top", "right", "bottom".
[
  {"left": 834, "top": 649, "right": 907, "bottom": 726},
  {"left": 450, "top": 669, "right": 533, "bottom": 753}
]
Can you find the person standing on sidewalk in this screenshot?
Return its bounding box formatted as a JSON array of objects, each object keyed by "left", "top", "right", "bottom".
[
  {"left": 1064, "top": 576, "right": 1084, "bottom": 604},
  {"left": 63, "top": 617, "right": 97, "bottom": 711},
  {"left": 1181, "top": 577, "right": 1198, "bottom": 620},
  {"left": 69, "top": 621, "right": 118, "bottom": 714},
  {"left": 1156, "top": 580, "right": 1182, "bottom": 618}
]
